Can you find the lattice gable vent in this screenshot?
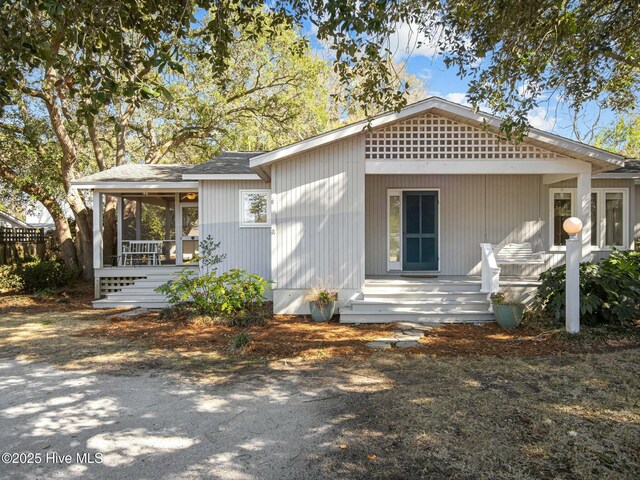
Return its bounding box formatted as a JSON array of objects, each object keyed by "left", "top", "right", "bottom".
[{"left": 364, "top": 112, "right": 568, "bottom": 161}]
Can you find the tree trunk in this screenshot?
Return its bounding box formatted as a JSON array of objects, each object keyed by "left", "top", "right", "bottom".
[
  {"left": 45, "top": 203, "right": 79, "bottom": 271},
  {"left": 73, "top": 208, "right": 94, "bottom": 281},
  {"left": 102, "top": 195, "right": 118, "bottom": 266}
]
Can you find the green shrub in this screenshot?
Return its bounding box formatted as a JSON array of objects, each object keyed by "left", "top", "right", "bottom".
[
  {"left": 158, "top": 268, "right": 270, "bottom": 317},
  {"left": 229, "top": 331, "right": 252, "bottom": 351},
  {"left": 536, "top": 249, "right": 640, "bottom": 326},
  {"left": 0, "top": 265, "right": 23, "bottom": 291},
  {"left": 156, "top": 237, "right": 271, "bottom": 319},
  {"left": 10, "top": 258, "right": 78, "bottom": 293}
]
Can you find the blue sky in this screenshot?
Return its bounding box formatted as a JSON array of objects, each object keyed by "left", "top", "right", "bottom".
[{"left": 309, "top": 22, "right": 617, "bottom": 144}]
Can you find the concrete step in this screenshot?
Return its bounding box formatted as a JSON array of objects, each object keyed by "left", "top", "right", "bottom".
[
  {"left": 348, "top": 299, "right": 489, "bottom": 314},
  {"left": 340, "top": 310, "right": 494, "bottom": 324}
]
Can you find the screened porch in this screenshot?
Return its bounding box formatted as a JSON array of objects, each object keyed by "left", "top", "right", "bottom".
[{"left": 92, "top": 190, "right": 200, "bottom": 269}]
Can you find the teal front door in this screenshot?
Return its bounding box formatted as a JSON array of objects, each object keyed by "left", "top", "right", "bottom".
[{"left": 403, "top": 191, "right": 438, "bottom": 271}]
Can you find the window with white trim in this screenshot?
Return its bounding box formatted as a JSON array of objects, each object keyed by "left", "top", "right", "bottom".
[
  {"left": 550, "top": 188, "right": 628, "bottom": 248},
  {"left": 240, "top": 190, "right": 270, "bottom": 227}
]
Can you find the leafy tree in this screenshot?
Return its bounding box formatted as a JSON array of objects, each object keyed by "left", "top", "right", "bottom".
[
  {"left": 282, "top": 0, "right": 640, "bottom": 137},
  {"left": 595, "top": 115, "right": 640, "bottom": 157},
  {"left": 0, "top": 100, "right": 79, "bottom": 268},
  {"left": 0, "top": 2, "right": 336, "bottom": 277},
  {"left": 0, "top": 1, "right": 430, "bottom": 278}
]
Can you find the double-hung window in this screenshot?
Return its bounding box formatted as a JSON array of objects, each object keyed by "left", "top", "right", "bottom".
[
  {"left": 240, "top": 190, "right": 271, "bottom": 227},
  {"left": 550, "top": 188, "right": 628, "bottom": 249}
]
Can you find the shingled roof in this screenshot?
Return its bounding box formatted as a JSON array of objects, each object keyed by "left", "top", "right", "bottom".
[
  {"left": 72, "top": 151, "right": 266, "bottom": 186},
  {"left": 610, "top": 159, "right": 640, "bottom": 174},
  {"left": 186, "top": 151, "right": 262, "bottom": 175},
  {"left": 74, "top": 164, "right": 192, "bottom": 183}
]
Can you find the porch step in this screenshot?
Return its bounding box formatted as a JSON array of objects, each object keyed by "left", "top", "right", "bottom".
[
  {"left": 340, "top": 311, "right": 494, "bottom": 324},
  {"left": 348, "top": 299, "right": 489, "bottom": 313},
  {"left": 340, "top": 277, "right": 494, "bottom": 324},
  {"left": 361, "top": 291, "right": 488, "bottom": 302},
  {"left": 95, "top": 274, "right": 173, "bottom": 309},
  {"left": 363, "top": 282, "right": 482, "bottom": 294}
]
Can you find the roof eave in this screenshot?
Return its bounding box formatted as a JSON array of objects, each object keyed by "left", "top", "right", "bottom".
[
  {"left": 181, "top": 173, "right": 261, "bottom": 180},
  {"left": 71, "top": 180, "right": 199, "bottom": 190}
]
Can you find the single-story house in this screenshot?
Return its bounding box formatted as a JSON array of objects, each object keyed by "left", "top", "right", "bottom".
[{"left": 73, "top": 97, "right": 639, "bottom": 322}]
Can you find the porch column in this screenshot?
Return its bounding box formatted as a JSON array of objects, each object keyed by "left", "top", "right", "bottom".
[
  {"left": 93, "top": 190, "right": 103, "bottom": 299},
  {"left": 576, "top": 169, "right": 592, "bottom": 261},
  {"left": 175, "top": 193, "right": 183, "bottom": 265},
  {"left": 116, "top": 196, "right": 123, "bottom": 265},
  {"left": 93, "top": 190, "right": 103, "bottom": 270}
]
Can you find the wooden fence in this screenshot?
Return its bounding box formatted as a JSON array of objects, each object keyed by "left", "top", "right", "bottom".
[{"left": 0, "top": 227, "right": 46, "bottom": 265}]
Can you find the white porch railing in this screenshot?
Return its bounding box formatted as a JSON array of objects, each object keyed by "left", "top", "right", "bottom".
[{"left": 480, "top": 243, "right": 501, "bottom": 298}]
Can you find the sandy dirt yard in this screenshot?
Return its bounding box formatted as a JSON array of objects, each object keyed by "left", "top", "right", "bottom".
[{"left": 1, "top": 290, "right": 639, "bottom": 479}]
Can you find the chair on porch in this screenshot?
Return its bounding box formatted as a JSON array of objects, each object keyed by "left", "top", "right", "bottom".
[{"left": 121, "top": 240, "right": 163, "bottom": 266}]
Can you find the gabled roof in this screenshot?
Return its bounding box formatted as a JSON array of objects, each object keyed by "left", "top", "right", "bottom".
[{"left": 250, "top": 96, "right": 626, "bottom": 176}]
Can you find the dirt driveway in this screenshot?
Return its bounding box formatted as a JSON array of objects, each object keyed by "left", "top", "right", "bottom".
[
  {"left": 0, "top": 356, "right": 386, "bottom": 480},
  {"left": 1, "top": 292, "right": 640, "bottom": 479}
]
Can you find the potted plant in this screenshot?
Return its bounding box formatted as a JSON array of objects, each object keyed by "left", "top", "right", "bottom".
[
  {"left": 490, "top": 291, "right": 524, "bottom": 328},
  {"left": 307, "top": 287, "right": 338, "bottom": 322}
]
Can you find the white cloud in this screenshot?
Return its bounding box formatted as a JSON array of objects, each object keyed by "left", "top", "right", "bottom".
[
  {"left": 445, "top": 92, "right": 470, "bottom": 106},
  {"left": 527, "top": 107, "right": 556, "bottom": 131},
  {"left": 387, "top": 23, "right": 440, "bottom": 60}
]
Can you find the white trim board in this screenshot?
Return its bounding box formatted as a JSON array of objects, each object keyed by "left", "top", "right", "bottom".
[{"left": 367, "top": 159, "right": 592, "bottom": 175}]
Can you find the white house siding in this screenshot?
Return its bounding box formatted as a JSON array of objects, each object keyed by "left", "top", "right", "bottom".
[
  {"left": 366, "top": 175, "right": 637, "bottom": 277},
  {"left": 199, "top": 180, "right": 272, "bottom": 285},
  {"left": 365, "top": 174, "right": 547, "bottom": 277},
  {"left": 271, "top": 136, "right": 366, "bottom": 314}
]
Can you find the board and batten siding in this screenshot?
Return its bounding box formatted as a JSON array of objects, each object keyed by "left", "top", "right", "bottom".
[
  {"left": 271, "top": 136, "right": 366, "bottom": 314},
  {"left": 199, "top": 180, "right": 271, "bottom": 284},
  {"left": 365, "top": 174, "right": 547, "bottom": 277}
]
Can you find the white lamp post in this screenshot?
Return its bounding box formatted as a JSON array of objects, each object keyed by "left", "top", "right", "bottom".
[{"left": 563, "top": 217, "right": 583, "bottom": 334}]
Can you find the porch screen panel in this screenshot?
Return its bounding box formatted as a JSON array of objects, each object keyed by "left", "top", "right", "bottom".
[
  {"left": 122, "top": 195, "right": 176, "bottom": 265},
  {"left": 421, "top": 194, "right": 436, "bottom": 234}
]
